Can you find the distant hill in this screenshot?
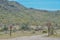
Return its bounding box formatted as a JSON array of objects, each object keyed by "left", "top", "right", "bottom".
[{"left": 0, "top": 0, "right": 60, "bottom": 26}]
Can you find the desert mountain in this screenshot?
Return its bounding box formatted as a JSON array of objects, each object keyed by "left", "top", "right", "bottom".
[{"left": 0, "top": 0, "right": 60, "bottom": 26}]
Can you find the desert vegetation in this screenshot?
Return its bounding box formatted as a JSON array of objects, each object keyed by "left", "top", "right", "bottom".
[{"left": 0, "top": 0, "right": 60, "bottom": 39}]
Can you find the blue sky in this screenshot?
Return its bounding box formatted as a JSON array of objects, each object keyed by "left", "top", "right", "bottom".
[{"left": 9, "top": 0, "right": 60, "bottom": 11}]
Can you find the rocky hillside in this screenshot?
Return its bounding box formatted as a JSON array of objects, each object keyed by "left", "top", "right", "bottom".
[{"left": 0, "top": 0, "right": 60, "bottom": 26}]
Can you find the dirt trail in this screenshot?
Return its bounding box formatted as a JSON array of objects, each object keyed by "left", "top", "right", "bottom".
[{"left": 0, "top": 34, "right": 60, "bottom": 40}]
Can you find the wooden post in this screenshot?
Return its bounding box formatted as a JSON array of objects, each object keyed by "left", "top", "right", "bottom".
[
  {"left": 51, "top": 26, "right": 54, "bottom": 35},
  {"left": 10, "top": 25, "right": 12, "bottom": 37},
  {"left": 46, "top": 22, "right": 51, "bottom": 36}
]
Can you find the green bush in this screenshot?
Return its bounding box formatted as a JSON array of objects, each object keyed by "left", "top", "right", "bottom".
[
  {"left": 42, "top": 31, "right": 47, "bottom": 33},
  {"left": 3, "top": 25, "right": 8, "bottom": 31},
  {"left": 21, "top": 23, "right": 30, "bottom": 31}
]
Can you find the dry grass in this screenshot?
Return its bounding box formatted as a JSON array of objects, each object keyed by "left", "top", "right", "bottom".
[{"left": 0, "top": 31, "right": 42, "bottom": 39}]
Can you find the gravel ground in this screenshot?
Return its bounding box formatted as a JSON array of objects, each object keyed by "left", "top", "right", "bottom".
[{"left": 0, "top": 34, "right": 60, "bottom": 40}]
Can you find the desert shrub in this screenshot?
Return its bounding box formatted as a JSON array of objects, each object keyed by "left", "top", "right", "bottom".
[
  {"left": 34, "top": 27, "right": 41, "bottom": 31},
  {"left": 0, "top": 28, "right": 3, "bottom": 32},
  {"left": 42, "top": 30, "right": 47, "bottom": 33},
  {"left": 32, "top": 31, "right": 35, "bottom": 34},
  {"left": 21, "top": 23, "right": 30, "bottom": 31},
  {"left": 3, "top": 25, "right": 8, "bottom": 31}
]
